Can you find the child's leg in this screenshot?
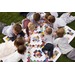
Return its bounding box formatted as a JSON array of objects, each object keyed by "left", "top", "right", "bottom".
[
  {"left": 60, "top": 13, "right": 75, "bottom": 24},
  {"left": 48, "top": 44, "right": 54, "bottom": 58},
  {"left": 48, "top": 50, "right": 53, "bottom": 58},
  {"left": 67, "top": 15, "right": 75, "bottom": 24},
  {"left": 67, "top": 49, "right": 75, "bottom": 60}
]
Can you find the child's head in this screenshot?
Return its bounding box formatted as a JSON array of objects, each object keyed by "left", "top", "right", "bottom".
[
  {"left": 56, "top": 28, "right": 65, "bottom": 37},
  {"left": 14, "top": 37, "right": 25, "bottom": 48},
  {"left": 33, "top": 13, "right": 41, "bottom": 22},
  {"left": 28, "top": 22, "right": 35, "bottom": 31},
  {"left": 47, "top": 15, "right": 55, "bottom": 23},
  {"left": 45, "top": 27, "right": 52, "bottom": 35},
  {"left": 45, "top": 12, "right": 51, "bottom": 19},
  {"left": 13, "top": 23, "right": 22, "bottom": 35},
  {"left": 17, "top": 45, "right": 26, "bottom": 54}
]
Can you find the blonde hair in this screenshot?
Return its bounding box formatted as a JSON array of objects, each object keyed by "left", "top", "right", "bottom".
[
  {"left": 28, "top": 22, "right": 35, "bottom": 31},
  {"left": 45, "top": 27, "right": 52, "bottom": 34},
  {"left": 56, "top": 28, "right": 65, "bottom": 37}
]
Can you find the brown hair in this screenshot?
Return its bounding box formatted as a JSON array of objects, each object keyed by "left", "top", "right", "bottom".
[
  {"left": 47, "top": 15, "right": 55, "bottom": 23},
  {"left": 45, "top": 12, "right": 51, "bottom": 19},
  {"left": 33, "top": 13, "right": 40, "bottom": 22},
  {"left": 56, "top": 28, "right": 65, "bottom": 37},
  {"left": 13, "top": 23, "right": 22, "bottom": 33},
  {"left": 45, "top": 27, "right": 52, "bottom": 34},
  {"left": 17, "top": 45, "right": 26, "bottom": 54},
  {"left": 14, "top": 37, "right": 25, "bottom": 48}
]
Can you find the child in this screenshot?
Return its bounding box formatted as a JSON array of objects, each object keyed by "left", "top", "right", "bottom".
[
  {"left": 47, "top": 15, "right": 55, "bottom": 28},
  {"left": 47, "top": 15, "right": 66, "bottom": 31},
  {"left": 53, "top": 28, "right": 75, "bottom": 60},
  {"left": 60, "top": 12, "right": 75, "bottom": 24},
  {"left": 2, "top": 23, "right": 25, "bottom": 41},
  {"left": 2, "top": 45, "right": 26, "bottom": 62},
  {"left": 42, "top": 27, "right": 54, "bottom": 60},
  {"left": 27, "top": 13, "right": 41, "bottom": 25},
  {"left": 0, "top": 37, "right": 25, "bottom": 59},
  {"left": 27, "top": 12, "right": 45, "bottom": 26},
  {"left": 22, "top": 18, "right": 36, "bottom": 37},
  {"left": 22, "top": 18, "right": 30, "bottom": 38},
  {"left": 42, "top": 27, "right": 53, "bottom": 44},
  {"left": 53, "top": 12, "right": 75, "bottom": 31}
]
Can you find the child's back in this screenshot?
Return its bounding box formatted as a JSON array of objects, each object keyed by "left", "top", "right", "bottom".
[
  {"left": 54, "top": 37, "right": 73, "bottom": 54},
  {"left": 43, "top": 27, "right": 53, "bottom": 44},
  {"left": 54, "top": 28, "right": 73, "bottom": 54}
]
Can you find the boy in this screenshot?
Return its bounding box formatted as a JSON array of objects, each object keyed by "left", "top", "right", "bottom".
[
  {"left": 2, "top": 23, "right": 25, "bottom": 41},
  {"left": 53, "top": 28, "right": 75, "bottom": 60},
  {"left": 2, "top": 45, "right": 26, "bottom": 62},
  {"left": 43, "top": 27, "right": 53, "bottom": 44}
]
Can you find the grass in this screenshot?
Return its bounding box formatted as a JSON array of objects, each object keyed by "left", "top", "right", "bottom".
[
  {"left": 0, "top": 12, "right": 25, "bottom": 43},
  {"left": 0, "top": 12, "right": 75, "bottom": 62}
]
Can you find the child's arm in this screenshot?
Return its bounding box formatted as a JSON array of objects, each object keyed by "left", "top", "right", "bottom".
[
  {"left": 2, "top": 25, "right": 13, "bottom": 37},
  {"left": 53, "top": 39, "right": 59, "bottom": 47}
]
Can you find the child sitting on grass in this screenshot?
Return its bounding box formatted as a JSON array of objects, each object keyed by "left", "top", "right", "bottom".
[
  {"left": 53, "top": 28, "right": 75, "bottom": 60},
  {"left": 2, "top": 23, "right": 25, "bottom": 41}
]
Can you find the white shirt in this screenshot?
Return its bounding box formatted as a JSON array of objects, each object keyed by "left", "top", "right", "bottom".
[
  {"left": 0, "top": 41, "right": 16, "bottom": 59},
  {"left": 50, "top": 12, "right": 58, "bottom": 18},
  {"left": 2, "top": 51, "right": 26, "bottom": 62},
  {"left": 26, "top": 12, "right": 35, "bottom": 21},
  {"left": 2, "top": 25, "right": 13, "bottom": 37},
  {"left": 38, "top": 12, "right": 58, "bottom": 18},
  {"left": 60, "top": 12, "right": 75, "bottom": 24},
  {"left": 53, "top": 18, "right": 66, "bottom": 31},
  {"left": 43, "top": 34, "right": 53, "bottom": 44},
  {"left": 53, "top": 37, "right": 73, "bottom": 54}
]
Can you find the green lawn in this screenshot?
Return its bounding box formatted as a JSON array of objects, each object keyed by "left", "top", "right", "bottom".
[
  {"left": 0, "top": 12, "right": 25, "bottom": 43},
  {"left": 0, "top": 12, "right": 75, "bottom": 62}
]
